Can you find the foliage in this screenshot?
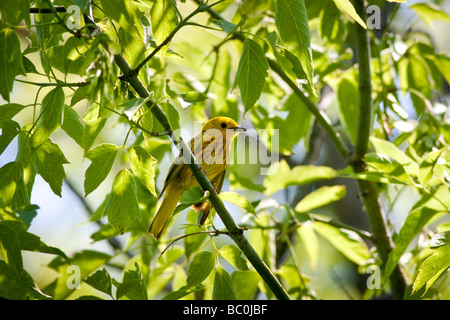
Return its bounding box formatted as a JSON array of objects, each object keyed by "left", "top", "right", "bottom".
[{"left": 0, "top": 0, "right": 450, "bottom": 300}]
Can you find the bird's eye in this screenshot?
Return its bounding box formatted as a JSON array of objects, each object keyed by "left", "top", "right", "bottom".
[{"left": 221, "top": 122, "right": 227, "bottom": 128}]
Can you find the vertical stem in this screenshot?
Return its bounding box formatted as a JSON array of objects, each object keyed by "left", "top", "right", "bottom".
[{"left": 352, "top": 0, "right": 408, "bottom": 299}]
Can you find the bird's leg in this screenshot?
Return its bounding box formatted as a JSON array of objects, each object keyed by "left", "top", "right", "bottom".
[{"left": 212, "top": 182, "right": 219, "bottom": 193}]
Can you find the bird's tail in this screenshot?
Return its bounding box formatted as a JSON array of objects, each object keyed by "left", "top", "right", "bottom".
[{"left": 149, "top": 184, "right": 183, "bottom": 240}]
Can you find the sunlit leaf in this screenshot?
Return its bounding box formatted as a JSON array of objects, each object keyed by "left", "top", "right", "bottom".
[
  {"left": 103, "top": 169, "right": 142, "bottom": 234},
  {"left": 295, "top": 185, "right": 346, "bottom": 213},
  {"left": 218, "top": 245, "right": 249, "bottom": 271},
  {"left": 213, "top": 264, "right": 237, "bottom": 300},
  {"left": 233, "top": 38, "right": 268, "bottom": 112},
  {"left": 84, "top": 143, "right": 119, "bottom": 196},
  {"left": 333, "top": 0, "right": 367, "bottom": 28},
  {"left": 275, "top": 0, "right": 314, "bottom": 88},
  {"left": 264, "top": 160, "right": 337, "bottom": 196},
  {"left": 186, "top": 251, "right": 215, "bottom": 288}
]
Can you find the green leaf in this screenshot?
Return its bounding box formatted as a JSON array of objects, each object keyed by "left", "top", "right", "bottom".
[
  {"left": 418, "top": 148, "right": 446, "bottom": 189},
  {"left": 161, "top": 101, "right": 180, "bottom": 132},
  {"left": 184, "top": 209, "right": 207, "bottom": 259},
  {"left": 32, "top": 139, "right": 69, "bottom": 197},
  {"left": 319, "top": 1, "right": 346, "bottom": 44},
  {"left": 296, "top": 222, "right": 319, "bottom": 269},
  {"left": 411, "top": 2, "right": 450, "bottom": 28},
  {"left": 250, "top": 92, "right": 313, "bottom": 154},
  {"left": 363, "top": 153, "right": 415, "bottom": 185},
  {"left": 118, "top": 26, "right": 146, "bottom": 70},
  {"left": 0, "top": 27, "right": 25, "bottom": 101},
  {"left": 336, "top": 76, "right": 359, "bottom": 144},
  {"left": 264, "top": 160, "right": 337, "bottom": 196},
  {"left": 119, "top": 97, "right": 148, "bottom": 115},
  {"left": 266, "top": 32, "right": 308, "bottom": 90},
  {"left": 99, "top": 0, "right": 145, "bottom": 38},
  {"left": 0, "top": 261, "right": 50, "bottom": 300},
  {"left": 370, "top": 137, "right": 419, "bottom": 176},
  {"left": 61, "top": 105, "right": 85, "bottom": 149},
  {"left": 231, "top": 270, "right": 260, "bottom": 300},
  {"left": 84, "top": 143, "right": 119, "bottom": 196},
  {"left": 82, "top": 104, "right": 107, "bottom": 151},
  {"left": 180, "top": 91, "right": 208, "bottom": 104},
  {"left": 46, "top": 250, "right": 112, "bottom": 300},
  {"left": 0, "top": 220, "right": 69, "bottom": 277},
  {"left": 213, "top": 264, "right": 237, "bottom": 300},
  {"left": 210, "top": 18, "right": 238, "bottom": 34},
  {"left": 228, "top": 171, "right": 265, "bottom": 193},
  {"left": 0, "top": 103, "right": 27, "bottom": 123},
  {"left": 162, "top": 284, "right": 206, "bottom": 300},
  {"left": 103, "top": 169, "right": 142, "bottom": 234},
  {"left": 412, "top": 185, "right": 450, "bottom": 212},
  {"left": 218, "top": 245, "right": 249, "bottom": 271},
  {"left": 128, "top": 145, "right": 157, "bottom": 197},
  {"left": 90, "top": 223, "right": 119, "bottom": 242},
  {"left": 275, "top": 0, "right": 314, "bottom": 88},
  {"left": 313, "top": 221, "right": 370, "bottom": 265},
  {"left": 413, "top": 241, "right": 450, "bottom": 294},
  {"left": 406, "top": 56, "right": 431, "bottom": 116},
  {"left": 278, "top": 264, "right": 311, "bottom": 292},
  {"left": 31, "top": 87, "right": 65, "bottom": 149},
  {"left": 0, "top": 221, "right": 23, "bottom": 275},
  {"left": 186, "top": 251, "right": 215, "bottom": 288},
  {"left": 150, "top": 0, "right": 179, "bottom": 59},
  {"left": 115, "top": 263, "right": 148, "bottom": 300},
  {"left": 219, "top": 191, "right": 255, "bottom": 215},
  {"left": 174, "top": 186, "right": 209, "bottom": 215},
  {"left": 295, "top": 185, "right": 346, "bottom": 213},
  {"left": 0, "top": 120, "right": 20, "bottom": 156},
  {"left": 84, "top": 268, "right": 113, "bottom": 297},
  {"left": 432, "top": 54, "right": 450, "bottom": 85},
  {"left": 333, "top": 0, "right": 367, "bottom": 28},
  {"left": 233, "top": 38, "right": 268, "bottom": 112},
  {"left": 16, "top": 204, "right": 39, "bottom": 227},
  {"left": 384, "top": 206, "right": 442, "bottom": 283},
  {"left": 0, "top": 0, "right": 30, "bottom": 25}
]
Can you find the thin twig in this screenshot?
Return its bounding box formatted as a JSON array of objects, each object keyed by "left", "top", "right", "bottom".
[
  {"left": 159, "top": 229, "right": 228, "bottom": 257},
  {"left": 15, "top": 79, "right": 88, "bottom": 88}
]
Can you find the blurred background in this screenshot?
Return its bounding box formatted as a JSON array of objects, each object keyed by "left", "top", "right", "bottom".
[{"left": 1, "top": 0, "right": 449, "bottom": 299}]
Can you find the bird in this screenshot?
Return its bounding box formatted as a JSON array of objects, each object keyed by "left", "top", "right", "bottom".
[{"left": 148, "top": 116, "right": 247, "bottom": 240}]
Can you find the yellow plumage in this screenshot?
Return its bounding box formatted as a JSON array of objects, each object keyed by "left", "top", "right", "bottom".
[{"left": 148, "top": 116, "right": 246, "bottom": 240}]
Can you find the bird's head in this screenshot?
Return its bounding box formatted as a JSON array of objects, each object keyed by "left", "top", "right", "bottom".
[{"left": 201, "top": 116, "right": 247, "bottom": 134}]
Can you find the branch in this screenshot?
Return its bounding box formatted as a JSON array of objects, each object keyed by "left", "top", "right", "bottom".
[
  {"left": 351, "top": 0, "right": 408, "bottom": 299},
  {"left": 15, "top": 79, "right": 88, "bottom": 88},
  {"left": 82, "top": 14, "right": 291, "bottom": 301}
]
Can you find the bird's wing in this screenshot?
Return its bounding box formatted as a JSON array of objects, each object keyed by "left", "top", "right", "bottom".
[
  {"left": 158, "top": 135, "right": 200, "bottom": 199},
  {"left": 211, "top": 169, "right": 226, "bottom": 193}
]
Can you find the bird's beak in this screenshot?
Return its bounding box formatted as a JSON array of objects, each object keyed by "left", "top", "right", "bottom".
[{"left": 232, "top": 126, "right": 247, "bottom": 132}]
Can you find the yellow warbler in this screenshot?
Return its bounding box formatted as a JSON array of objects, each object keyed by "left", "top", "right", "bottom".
[{"left": 148, "top": 116, "right": 246, "bottom": 240}]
